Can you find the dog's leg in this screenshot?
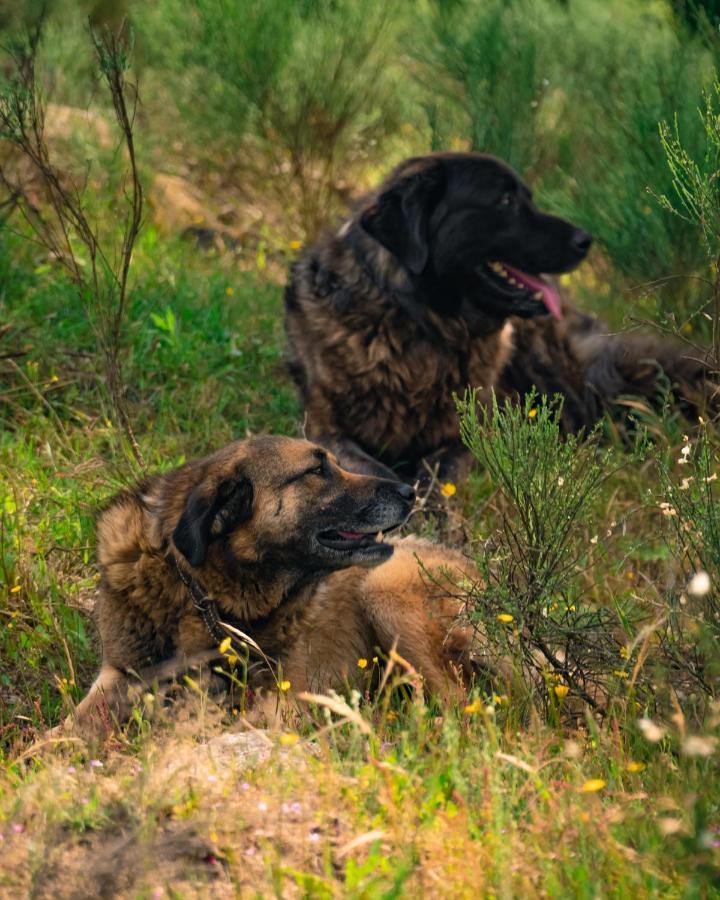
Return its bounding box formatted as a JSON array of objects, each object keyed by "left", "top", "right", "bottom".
[
  {"left": 62, "top": 664, "right": 129, "bottom": 736},
  {"left": 360, "top": 585, "right": 467, "bottom": 703}
]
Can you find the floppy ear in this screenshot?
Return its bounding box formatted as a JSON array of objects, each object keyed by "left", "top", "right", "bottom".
[
  {"left": 172, "top": 474, "right": 254, "bottom": 568},
  {"left": 359, "top": 161, "right": 445, "bottom": 275}
]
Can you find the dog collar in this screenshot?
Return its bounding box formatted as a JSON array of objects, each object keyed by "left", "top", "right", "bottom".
[{"left": 172, "top": 555, "right": 228, "bottom": 645}]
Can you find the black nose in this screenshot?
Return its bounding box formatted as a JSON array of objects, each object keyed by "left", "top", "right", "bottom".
[
  {"left": 571, "top": 229, "right": 593, "bottom": 255},
  {"left": 394, "top": 482, "right": 416, "bottom": 503}
]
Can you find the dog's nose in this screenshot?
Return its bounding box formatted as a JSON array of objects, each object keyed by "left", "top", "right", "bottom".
[
  {"left": 571, "top": 229, "right": 593, "bottom": 255},
  {"left": 394, "top": 482, "right": 416, "bottom": 503}
]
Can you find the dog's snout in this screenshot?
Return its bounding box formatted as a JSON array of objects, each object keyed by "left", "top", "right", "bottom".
[{"left": 571, "top": 229, "right": 593, "bottom": 256}]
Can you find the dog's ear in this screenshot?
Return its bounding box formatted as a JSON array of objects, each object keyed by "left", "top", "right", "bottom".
[
  {"left": 359, "top": 161, "right": 445, "bottom": 275},
  {"left": 172, "top": 474, "right": 254, "bottom": 567}
]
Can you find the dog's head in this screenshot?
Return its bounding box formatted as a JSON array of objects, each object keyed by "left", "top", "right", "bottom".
[
  {"left": 358, "top": 152, "right": 591, "bottom": 320},
  {"left": 170, "top": 436, "right": 414, "bottom": 573}
]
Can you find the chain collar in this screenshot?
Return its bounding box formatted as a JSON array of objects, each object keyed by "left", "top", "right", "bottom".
[{"left": 172, "top": 555, "right": 228, "bottom": 645}]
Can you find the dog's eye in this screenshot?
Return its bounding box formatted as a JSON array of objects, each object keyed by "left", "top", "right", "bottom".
[
  {"left": 497, "top": 192, "right": 515, "bottom": 208},
  {"left": 304, "top": 457, "right": 328, "bottom": 478}
]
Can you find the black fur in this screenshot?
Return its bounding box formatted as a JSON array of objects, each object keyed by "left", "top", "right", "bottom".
[{"left": 173, "top": 476, "right": 254, "bottom": 567}]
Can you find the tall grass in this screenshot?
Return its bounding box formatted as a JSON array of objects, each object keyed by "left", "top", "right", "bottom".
[
  {"left": 420, "top": 0, "right": 719, "bottom": 320},
  {"left": 134, "top": 0, "right": 407, "bottom": 236}
]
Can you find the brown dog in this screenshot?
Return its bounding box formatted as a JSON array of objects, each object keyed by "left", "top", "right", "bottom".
[
  {"left": 285, "top": 151, "right": 715, "bottom": 483},
  {"left": 71, "top": 436, "right": 488, "bottom": 731}
]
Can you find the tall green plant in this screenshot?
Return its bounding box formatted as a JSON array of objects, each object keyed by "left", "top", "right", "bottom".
[
  {"left": 135, "top": 0, "right": 405, "bottom": 236},
  {"left": 656, "top": 82, "right": 720, "bottom": 356},
  {"left": 456, "top": 390, "right": 635, "bottom": 713}
]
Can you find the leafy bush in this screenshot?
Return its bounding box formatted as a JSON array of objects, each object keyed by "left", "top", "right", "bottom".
[
  {"left": 418, "top": 0, "right": 562, "bottom": 175},
  {"left": 656, "top": 424, "right": 720, "bottom": 696},
  {"left": 135, "top": 0, "right": 406, "bottom": 236},
  {"left": 421, "top": 0, "right": 717, "bottom": 319},
  {"left": 456, "top": 390, "right": 638, "bottom": 714}
]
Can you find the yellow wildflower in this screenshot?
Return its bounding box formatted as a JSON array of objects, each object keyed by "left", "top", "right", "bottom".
[
  {"left": 528, "top": 408, "right": 538, "bottom": 419},
  {"left": 626, "top": 761, "right": 645, "bottom": 773},
  {"left": 440, "top": 482, "right": 457, "bottom": 498},
  {"left": 289, "top": 239, "right": 302, "bottom": 251},
  {"left": 464, "top": 698, "right": 482, "bottom": 714},
  {"left": 225, "top": 286, "right": 235, "bottom": 297},
  {"left": 372, "top": 656, "right": 379, "bottom": 664},
  {"left": 50, "top": 373, "right": 59, "bottom": 383},
  {"left": 579, "top": 778, "right": 606, "bottom": 793},
  {"left": 554, "top": 684, "right": 569, "bottom": 699},
  {"left": 10, "top": 584, "right": 21, "bottom": 594},
  {"left": 279, "top": 680, "right": 291, "bottom": 692},
  {"left": 497, "top": 613, "right": 514, "bottom": 624},
  {"left": 613, "top": 670, "right": 629, "bottom": 679},
  {"left": 218, "top": 636, "right": 232, "bottom": 654},
  {"left": 619, "top": 646, "right": 629, "bottom": 659},
  {"left": 279, "top": 732, "right": 300, "bottom": 747},
  {"left": 226, "top": 653, "right": 238, "bottom": 667},
  {"left": 357, "top": 658, "right": 368, "bottom": 669}
]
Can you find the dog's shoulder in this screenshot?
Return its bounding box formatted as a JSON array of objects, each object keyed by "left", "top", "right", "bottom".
[{"left": 96, "top": 477, "right": 167, "bottom": 589}]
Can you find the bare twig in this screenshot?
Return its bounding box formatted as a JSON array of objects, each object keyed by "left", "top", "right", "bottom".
[{"left": 0, "top": 14, "right": 144, "bottom": 467}]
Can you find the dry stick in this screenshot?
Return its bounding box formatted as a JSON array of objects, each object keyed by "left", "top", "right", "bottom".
[{"left": 0, "top": 18, "right": 145, "bottom": 468}]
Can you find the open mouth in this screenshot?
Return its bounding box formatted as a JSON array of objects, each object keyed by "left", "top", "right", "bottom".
[
  {"left": 316, "top": 526, "right": 398, "bottom": 554},
  {"left": 478, "top": 261, "right": 562, "bottom": 321}
]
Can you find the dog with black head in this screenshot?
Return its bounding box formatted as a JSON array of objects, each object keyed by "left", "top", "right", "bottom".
[
  {"left": 68, "top": 435, "right": 487, "bottom": 733},
  {"left": 285, "top": 152, "right": 715, "bottom": 483}
]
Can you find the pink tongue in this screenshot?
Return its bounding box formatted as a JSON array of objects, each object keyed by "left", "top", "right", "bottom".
[
  {"left": 503, "top": 265, "right": 563, "bottom": 321},
  {"left": 338, "top": 530, "right": 365, "bottom": 540}
]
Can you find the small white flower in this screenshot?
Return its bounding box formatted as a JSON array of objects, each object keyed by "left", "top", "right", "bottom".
[
  {"left": 687, "top": 571, "right": 711, "bottom": 597},
  {"left": 681, "top": 735, "right": 717, "bottom": 757},
  {"left": 557, "top": 476, "right": 565, "bottom": 487},
  {"left": 638, "top": 717, "right": 665, "bottom": 742}
]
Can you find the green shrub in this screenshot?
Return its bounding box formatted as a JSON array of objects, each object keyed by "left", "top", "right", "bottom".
[
  {"left": 655, "top": 423, "right": 720, "bottom": 696},
  {"left": 420, "top": 0, "right": 717, "bottom": 320},
  {"left": 134, "top": 0, "right": 407, "bottom": 236},
  {"left": 456, "top": 389, "right": 637, "bottom": 713}
]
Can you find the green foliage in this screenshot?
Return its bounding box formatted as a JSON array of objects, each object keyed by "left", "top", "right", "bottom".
[
  {"left": 457, "top": 390, "right": 637, "bottom": 710},
  {"left": 421, "top": 0, "right": 718, "bottom": 319},
  {"left": 658, "top": 82, "right": 720, "bottom": 260},
  {"left": 134, "top": 0, "right": 406, "bottom": 234},
  {"left": 656, "top": 424, "right": 720, "bottom": 693},
  {"left": 420, "top": 0, "right": 558, "bottom": 173}
]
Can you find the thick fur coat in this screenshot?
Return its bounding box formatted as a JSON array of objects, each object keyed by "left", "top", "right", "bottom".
[
  {"left": 286, "top": 152, "right": 715, "bottom": 480},
  {"left": 72, "top": 436, "right": 487, "bottom": 731}
]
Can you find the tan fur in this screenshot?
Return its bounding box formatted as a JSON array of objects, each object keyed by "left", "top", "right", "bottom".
[{"left": 70, "top": 437, "right": 489, "bottom": 732}]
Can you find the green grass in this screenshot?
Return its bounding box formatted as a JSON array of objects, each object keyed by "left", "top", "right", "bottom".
[
  {"left": 1, "top": 224, "right": 719, "bottom": 894},
  {"left": 1, "top": 0, "right": 720, "bottom": 893}
]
